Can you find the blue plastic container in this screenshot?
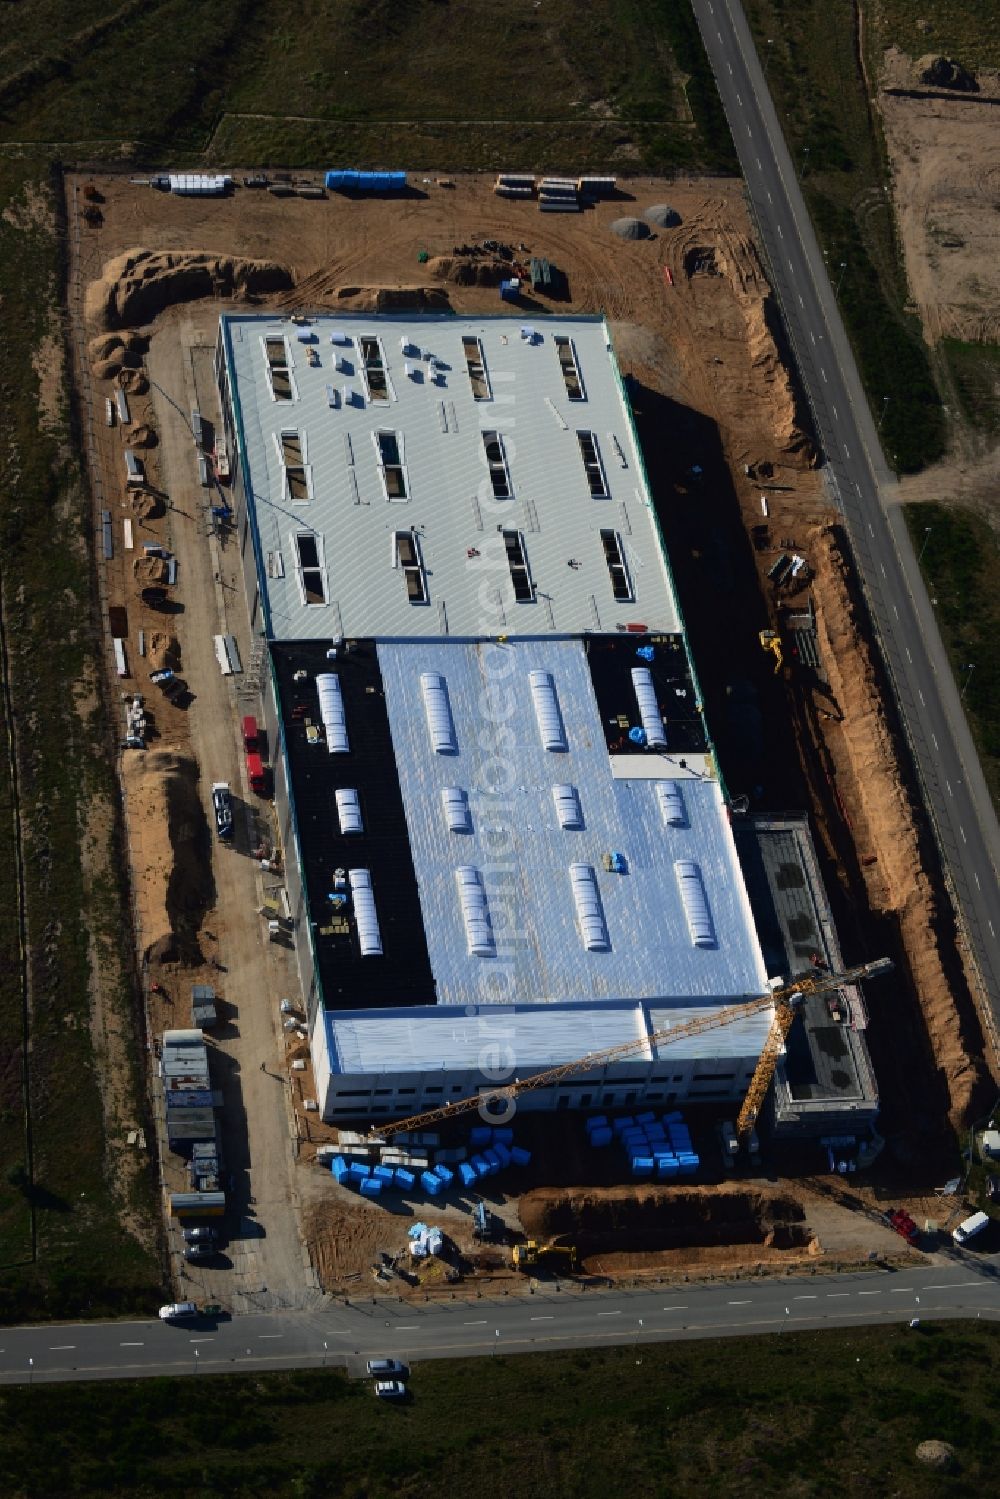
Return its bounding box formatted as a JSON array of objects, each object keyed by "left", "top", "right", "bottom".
[
  {"left": 482, "top": 1149, "right": 502, "bottom": 1174},
  {"left": 492, "top": 1127, "right": 514, "bottom": 1146},
  {"left": 510, "top": 1145, "right": 531, "bottom": 1167},
  {"left": 586, "top": 1115, "right": 609, "bottom": 1133},
  {"left": 459, "top": 1161, "right": 477, "bottom": 1187},
  {"left": 662, "top": 1111, "right": 684, "bottom": 1124},
  {"left": 394, "top": 1167, "right": 416, "bottom": 1190},
  {"left": 589, "top": 1127, "right": 613, "bottom": 1147},
  {"left": 348, "top": 1161, "right": 370, "bottom": 1181},
  {"left": 360, "top": 1177, "right": 382, "bottom": 1197},
  {"left": 373, "top": 1164, "right": 395, "bottom": 1184},
  {"left": 613, "top": 1115, "right": 636, "bottom": 1134},
  {"left": 634, "top": 1110, "right": 656, "bottom": 1126},
  {"left": 645, "top": 1123, "right": 666, "bottom": 1142},
  {"left": 493, "top": 1144, "right": 512, "bottom": 1167},
  {"left": 420, "top": 1170, "right": 443, "bottom": 1195},
  {"left": 471, "top": 1154, "right": 491, "bottom": 1176},
  {"left": 434, "top": 1164, "right": 455, "bottom": 1185},
  {"left": 469, "top": 1126, "right": 492, "bottom": 1148},
  {"left": 330, "top": 1156, "right": 349, "bottom": 1181},
  {"left": 631, "top": 1155, "right": 654, "bottom": 1176}
]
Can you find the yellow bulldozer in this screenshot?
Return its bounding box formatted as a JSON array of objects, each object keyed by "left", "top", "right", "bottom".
[{"left": 512, "top": 1239, "right": 578, "bottom": 1273}]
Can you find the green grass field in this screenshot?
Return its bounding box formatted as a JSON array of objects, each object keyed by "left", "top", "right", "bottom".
[
  {"left": 0, "top": 1325, "right": 998, "bottom": 1496},
  {"left": 903, "top": 503, "right": 1000, "bottom": 811},
  {"left": 874, "top": 1, "right": 1000, "bottom": 69}
]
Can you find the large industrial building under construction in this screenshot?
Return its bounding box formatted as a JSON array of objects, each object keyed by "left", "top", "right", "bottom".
[{"left": 214, "top": 311, "right": 879, "bottom": 1136}]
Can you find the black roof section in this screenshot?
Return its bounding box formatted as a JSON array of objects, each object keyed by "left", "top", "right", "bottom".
[
  {"left": 271, "top": 638, "right": 435, "bottom": 1012},
  {"left": 584, "top": 632, "right": 708, "bottom": 757}
]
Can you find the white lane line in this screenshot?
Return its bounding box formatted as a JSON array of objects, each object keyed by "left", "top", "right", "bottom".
[
  {"left": 924, "top": 1281, "right": 982, "bottom": 1290},
  {"left": 395, "top": 1325, "right": 419, "bottom": 1331},
  {"left": 756, "top": 157, "right": 762, "bottom": 170},
  {"left": 530, "top": 1315, "right": 554, "bottom": 1322},
  {"left": 189, "top": 1337, "right": 214, "bottom": 1343},
  {"left": 50, "top": 1344, "right": 76, "bottom": 1350},
  {"left": 945, "top": 780, "right": 953, "bottom": 796},
  {"left": 820, "top": 367, "right": 828, "bottom": 382},
  {"left": 869, "top": 523, "right": 875, "bottom": 536},
  {"left": 794, "top": 1295, "right": 817, "bottom": 1301},
  {"left": 858, "top": 1290, "right": 881, "bottom": 1296},
  {"left": 798, "top": 294, "right": 804, "bottom": 308},
  {"left": 974, "top": 871, "right": 981, "bottom": 890},
  {"left": 827, "top": 1293, "right": 850, "bottom": 1299},
  {"left": 662, "top": 1305, "right": 688, "bottom": 1311},
  {"left": 844, "top": 445, "right": 851, "bottom": 457},
  {"left": 931, "top": 733, "right": 939, "bottom": 749},
  {"left": 960, "top": 825, "right": 967, "bottom": 843},
  {"left": 989, "top": 920, "right": 996, "bottom": 939},
  {"left": 727, "top": 61, "right": 733, "bottom": 74},
  {"left": 729, "top": 1299, "right": 752, "bottom": 1305},
  {"left": 904, "top": 644, "right": 911, "bottom": 659},
  {"left": 787, "top": 258, "right": 794, "bottom": 272},
  {"left": 832, "top": 405, "right": 838, "bottom": 420},
  {"left": 736, "top": 92, "right": 743, "bottom": 105},
  {"left": 889, "top": 1287, "right": 914, "bottom": 1294},
  {"left": 767, "top": 191, "right": 773, "bottom": 203},
  {"left": 918, "top": 689, "right": 926, "bottom": 706},
  {"left": 880, "top": 563, "right": 887, "bottom": 578},
  {"left": 464, "top": 1319, "right": 487, "bottom": 1326},
  {"left": 257, "top": 1333, "right": 284, "bottom": 1339},
  {"left": 597, "top": 1310, "right": 622, "bottom": 1318},
  {"left": 120, "top": 1341, "right": 144, "bottom": 1347},
  {"left": 777, "top": 223, "right": 783, "bottom": 238}
]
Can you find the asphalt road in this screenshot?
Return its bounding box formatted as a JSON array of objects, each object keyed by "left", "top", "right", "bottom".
[
  {"left": 692, "top": 0, "right": 1000, "bottom": 1025},
  {"left": 1, "top": 1259, "right": 998, "bottom": 1385}
]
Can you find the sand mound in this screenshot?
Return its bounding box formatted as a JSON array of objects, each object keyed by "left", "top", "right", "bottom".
[
  {"left": 133, "top": 555, "right": 169, "bottom": 584},
  {"left": 93, "top": 355, "right": 122, "bottom": 381},
  {"left": 89, "top": 331, "right": 124, "bottom": 361},
  {"left": 811, "top": 526, "right": 992, "bottom": 1128},
  {"left": 120, "top": 368, "right": 149, "bottom": 395},
  {"left": 85, "top": 247, "right": 293, "bottom": 329},
  {"left": 916, "top": 1440, "right": 956, "bottom": 1470},
  {"left": 427, "top": 255, "right": 506, "bottom": 287},
  {"left": 120, "top": 751, "right": 212, "bottom": 962},
  {"left": 611, "top": 216, "right": 651, "bottom": 240},
  {"left": 127, "top": 491, "right": 161, "bottom": 521},
  {"left": 645, "top": 203, "right": 680, "bottom": 228},
  {"left": 743, "top": 295, "right": 815, "bottom": 464},
  {"left": 125, "top": 422, "right": 156, "bottom": 448},
  {"left": 519, "top": 1186, "right": 806, "bottom": 1253},
  {"left": 330, "top": 284, "right": 450, "bottom": 312},
  {"left": 147, "top": 632, "right": 180, "bottom": 671}
]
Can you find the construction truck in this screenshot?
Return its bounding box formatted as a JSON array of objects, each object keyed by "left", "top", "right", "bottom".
[{"left": 512, "top": 1240, "right": 577, "bottom": 1273}]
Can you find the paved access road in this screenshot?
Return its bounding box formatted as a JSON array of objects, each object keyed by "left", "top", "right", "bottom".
[
  {"left": 1, "top": 1260, "right": 998, "bottom": 1385},
  {"left": 692, "top": 0, "right": 1000, "bottom": 1022}
]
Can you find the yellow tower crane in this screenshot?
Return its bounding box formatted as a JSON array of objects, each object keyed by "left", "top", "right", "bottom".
[{"left": 370, "top": 958, "right": 892, "bottom": 1144}]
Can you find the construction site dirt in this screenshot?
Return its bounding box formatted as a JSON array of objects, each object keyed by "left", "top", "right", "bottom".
[{"left": 64, "top": 168, "right": 994, "bottom": 1299}]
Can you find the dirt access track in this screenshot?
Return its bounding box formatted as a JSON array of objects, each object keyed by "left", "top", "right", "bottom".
[{"left": 68, "top": 168, "right": 990, "bottom": 1290}]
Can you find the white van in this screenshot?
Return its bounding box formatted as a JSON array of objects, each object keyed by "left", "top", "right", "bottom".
[{"left": 952, "top": 1211, "right": 990, "bottom": 1246}]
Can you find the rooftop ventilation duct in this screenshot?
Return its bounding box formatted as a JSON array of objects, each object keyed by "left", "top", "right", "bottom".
[
  {"left": 529, "top": 670, "right": 568, "bottom": 752},
  {"left": 569, "top": 863, "right": 609, "bottom": 951},
  {"left": 316, "top": 673, "right": 349, "bottom": 754},
  {"left": 420, "top": 672, "right": 457, "bottom": 754},
  {"left": 655, "top": 782, "right": 685, "bottom": 827},
  {"left": 552, "top": 783, "right": 583, "bottom": 830},
  {"left": 348, "top": 868, "right": 383, "bottom": 956},
  {"left": 674, "top": 859, "right": 715, "bottom": 947},
  {"left": 335, "top": 787, "right": 363, "bottom": 834},
  {"left": 455, "top": 866, "right": 495, "bottom": 957},
  {"left": 441, "top": 786, "right": 472, "bottom": 834},
  {"left": 631, "top": 668, "right": 666, "bottom": 748}
]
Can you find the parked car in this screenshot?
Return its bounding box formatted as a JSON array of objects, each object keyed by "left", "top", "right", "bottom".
[
  {"left": 987, "top": 1176, "right": 1000, "bottom": 1202},
  {"left": 374, "top": 1380, "right": 407, "bottom": 1401},
  {"left": 183, "top": 1243, "right": 217, "bottom": 1263},
  {"left": 367, "top": 1358, "right": 409, "bottom": 1379},
  {"left": 212, "top": 782, "right": 233, "bottom": 840},
  {"left": 183, "top": 1226, "right": 217, "bottom": 1244},
  {"left": 158, "top": 1302, "right": 198, "bottom": 1321}
]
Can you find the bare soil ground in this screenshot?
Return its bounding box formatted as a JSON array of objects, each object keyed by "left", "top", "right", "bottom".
[{"left": 69, "top": 168, "right": 987, "bottom": 1293}]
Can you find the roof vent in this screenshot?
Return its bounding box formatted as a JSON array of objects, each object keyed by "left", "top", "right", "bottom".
[
  {"left": 441, "top": 786, "right": 472, "bottom": 834},
  {"left": 315, "top": 673, "right": 349, "bottom": 754},
  {"left": 674, "top": 859, "right": 715, "bottom": 947},
  {"left": 568, "top": 863, "right": 609, "bottom": 951},
  {"left": 529, "top": 670, "right": 568, "bottom": 752},
  {"left": 552, "top": 783, "right": 583, "bottom": 830},
  {"left": 455, "top": 866, "right": 495, "bottom": 957},
  {"left": 335, "top": 787, "right": 363, "bottom": 835},
  {"left": 420, "top": 672, "right": 457, "bottom": 754},
  {"left": 655, "top": 782, "right": 686, "bottom": 827},
  {"left": 348, "top": 868, "right": 383, "bottom": 956},
  {"left": 631, "top": 668, "right": 666, "bottom": 748}
]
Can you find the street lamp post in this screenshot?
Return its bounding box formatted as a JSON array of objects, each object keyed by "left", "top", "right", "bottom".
[
  {"left": 801, "top": 146, "right": 810, "bottom": 179},
  {"left": 878, "top": 395, "right": 890, "bottom": 431},
  {"left": 918, "top": 526, "right": 933, "bottom": 563},
  {"left": 835, "top": 261, "right": 847, "bottom": 297},
  {"left": 961, "top": 663, "right": 976, "bottom": 700},
  {"left": 763, "top": 39, "right": 774, "bottom": 79}
]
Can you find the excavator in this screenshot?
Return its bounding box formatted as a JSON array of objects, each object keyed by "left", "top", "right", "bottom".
[
  {"left": 371, "top": 958, "right": 893, "bottom": 1148},
  {"left": 512, "top": 1240, "right": 578, "bottom": 1273},
  {"left": 759, "top": 628, "right": 784, "bottom": 675}
]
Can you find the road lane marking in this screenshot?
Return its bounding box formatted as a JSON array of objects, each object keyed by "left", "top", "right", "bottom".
[
  {"left": 597, "top": 1311, "right": 622, "bottom": 1318},
  {"left": 889, "top": 1287, "right": 913, "bottom": 1294},
  {"left": 960, "top": 825, "right": 967, "bottom": 843},
  {"left": 189, "top": 1337, "right": 214, "bottom": 1343},
  {"left": 736, "top": 92, "right": 742, "bottom": 105},
  {"left": 756, "top": 157, "right": 762, "bottom": 170},
  {"left": 396, "top": 1325, "right": 419, "bottom": 1331},
  {"left": 844, "top": 445, "right": 851, "bottom": 457},
  {"left": 832, "top": 405, "right": 838, "bottom": 419},
  {"left": 727, "top": 61, "right": 733, "bottom": 74},
  {"left": 787, "top": 258, "right": 794, "bottom": 271},
  {"left": 946, "top": 780, "right": 953, "bottom": 796},
  {"left": 729, "top": 1299, "right": 752, "bottom": 1305},
  {"left": 924, "top": 1282, "right": 982, "bottom": 1290},
  {"left": 904, "top": 645, "right": 911, "bottom": 660},
  {"left": 827, "top": 1293, "right": 850, "bottom": 1299},
  {"left": 530, "top": 1315, "right": 554, "bottom": 1322},
  {"left": 257, "top": 1333, "right": 284, "bottom": 1339},
  {"left": 880, "top": 563, "right": 887, "bottom": 578},
  {"left": 49, "top": 1344, "right": 76, "bottom": 1350},
  {"left": 120, "top": 1341, "right": 144, "bottom": 1347},
  {"left": 464, "top": 1319, "right": 487, "bottom": 1326},
  {"left": 777, "top": 224, "right": 783, "bottom": 238},
  {"left": 794, "top": 1295, "right": 817, "bottom": 1300},
  {"left": 662, "top": 1305, "right": 688, "bottom": 1311},
  {"left": 767, "top": 191, "right": 773, "bottom": 203},
  {"left": 918, "top": 689, "right": 925, "bottom": 706},
  {"left": 931, "top": 733, "right": 939, "bottom": 749},
  {"left": 869, "top": 523, "right": 874, "bottom": 536},
  {"left": 858, "top": 1290, "right": 881, "bottom": 1296},
  {"left": 798, "top": 294, "right": 804, "bottom": 308},
  {"left": 820, "top": 367, "right": 828, "bottom": 382}
]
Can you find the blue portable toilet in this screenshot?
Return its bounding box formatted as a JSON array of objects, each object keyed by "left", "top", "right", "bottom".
[
  {"left": 509, "top": 1146, "right": 531, "bottom": 1167},
  {"left": 420, "top": 1170, "right": 443, "bottom": 1195},
  {"left": 360, "top": 1176, "right": 382, "bottom": 1198},
  {"left": 482, "top": 1149, "right": 502, "bottom": 1174},
  {"left": 492, "top": 1126, "right": 514, "bottom": 1146},
  {"left": 471, "top": 1154, "right": 491, "bottom": 1177},
  {"left": 434, "top": 1164, "right": 455, "bottom": 1185},
  {"left": 634, "top": 1111, "right": 657, "bottom": 1126},
  {"left": 348, "top": 1160, "right": 371, "bottom": 1182},
  {"left": 394, "top": 1167, "right": 416, "bottom": 1191},
  {"left": 631, "top": 1155, "right": 654, "bottom": 1177},
  {"left": 613, "top": 1116, "right": 636, "bottom": 1134},
  {"left": 470, "top": 1125, "right": 492, "bottom": 1148},
  {"left": 589, "top": 1127, "right": 613, "bottom": 1147},
  {"left": 662, "top": 1111, "right": 683, "bottom": 1124},
  {"left": 330, "top": 1156, "right": 349, "bottom": 1182},
  {"left": 373, "top": 1164, "right": 395, "bottom": 1185},
  {"left": 586, "top": 1114, "right": 609, "bottom": 1133},
  {"left": 459, "top": 1161, "right": 477, "bottom": 1187}
]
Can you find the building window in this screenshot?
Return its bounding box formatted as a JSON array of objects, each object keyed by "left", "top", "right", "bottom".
[
  {"left": 554, "top": 335, "right": 585, "bottom": 401},
  {"left": 600, "top": 529, "right": 633, "bottom": 601},
  {"left": 264, "top": 335, "right": 294, "bottom": 402},
  {"left": 425, "top": 1086, "right": 444, "bottom": 1095},
  {"left": 393, "top": 529, "right": 427, "bottom": 603},
  {"left": 278, "top": 430, "right": 311, "bottom": 502},
  {"left": 374, "top": 1088, "right": 392, "bottom": 1096},
  {"left": 375, "top": 430, "right": 408, "bottom": 500},
  {"left": 502, "top": 529, "right": 533, "bottom": 602},
  {"left": 462, "top": 335, "right": 490, "bottom": 400},
  {"left": 482, "top": 430, "right": 511, "bottom": 497},
  {"left": 357, "top": 335, "right": 389, "bottom": 402},
  {"left": 294, "top": 531, "right": 327, "bottom": 606},
  {"left": 333, "top": 1090, "right": 371, "bottom": 1099},
  {"left": 398, "top": 1088, "right": 416, "bottom": 1096},
  {"left": 577, "top": 431, "right": 608, "bottom": 496}
]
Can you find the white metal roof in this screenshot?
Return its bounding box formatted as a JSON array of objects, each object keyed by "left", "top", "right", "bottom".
[
  {"left": 220, "top": 313, "right": 681, "bottom": 641},
  {"left": 376, "top": 638, "right": 768, "bottom": 1009},
  {"left": 325, "top": 999, "right": 773, "bottom": 1075}
]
